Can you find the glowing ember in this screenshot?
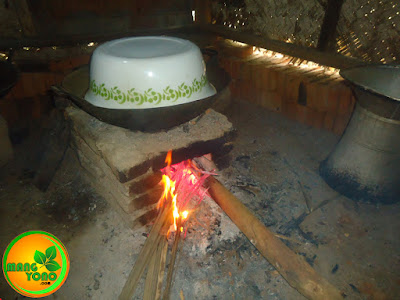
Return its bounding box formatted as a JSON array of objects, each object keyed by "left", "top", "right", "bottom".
[{"left": 158, "top": 150, "right": 211, "bottom": 234}]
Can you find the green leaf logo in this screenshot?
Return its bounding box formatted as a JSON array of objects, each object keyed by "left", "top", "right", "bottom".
[
  {"left": 33, "top": 246, "right": 60, "bottom": 271},
  {"left": 46, "top": 246, "right": 57, "bottom": 260},
  {"left": 45, "top": 260, "right": 61, "bottom": 272},
  {"left": 34, "top": 250, "right": 47, "bottom": 265}
]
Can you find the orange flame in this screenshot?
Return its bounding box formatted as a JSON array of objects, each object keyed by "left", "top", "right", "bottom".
[
  {"left": 165, "top": 150, "right": 172, "bottom": 166},
  {"left": 158, "top": 150, "right": 192, "bottom": 233}
]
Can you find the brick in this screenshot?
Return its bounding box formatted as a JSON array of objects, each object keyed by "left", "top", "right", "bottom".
[
  {"left": 311, "top": 109, "right": 326, "bottom": 129},
  {"left": 305, "top": 82, "right": 318, "bottom": 109},
  {"left": 276, "top": 69, "right": 289, "bottom": 96},
  {"left": 69, "top": 55, "right": 90, "bottom": 68},
  {"left": 49, "top": 58, "right": 72, "bottom": 72},
  {"left": 258, "top": 90, "right": 282, "bottom": 112},
  {"left": 333, "top": 112, "right": 352, "bottom": 135},
  {"left": 240, "top": 61, "right": 251, "bottom": 81},
  {"left": 239, "top": 80, "right": 252, "bottom": 101},
  {"left": 31, "top": 73, "right": 48, "bottom": 95},
  {"left": 326, "top": 87, "right": 340, "bottom": 113},
  {"left": 337, "top": 87, "right": 356, "bottom": 115},
  {"left": 80, "top": 166, "right": 157, "bottom": 229},
  {"left": 222, "top": 44, "right": 253, "bottom": 58},
  {"left": 248, "top": 61, "right": 264, "bottom": 90},
  {"left": 219, "top": 57, "right": 231, "bottom": 74},
  {"left": 284, "top": 75, "right": 302, "bottom": 103},
  {"left": 229, "top": 80, "right": 240, "bottom": 98},
  {"left": 296, "top": 104, "right": 314, "bottom": 127},
  {"left": 230, "top": 58, "right": 242, "bottom": 80},
  {"left": 323, "top": 112, "right": 337, "bottom": 131},
  {"left": 261, "top": 67, "right": 278, "bottom": 92},
  {"left": 308, "top": 83, "right": 340, "bottom": 112},
  {"left": 128, "top": 185, "right": 163, "bottom": 212},
  {"left": 66, "top": 106, "right": 234, "bottom": 183},
  {"left": 283, "top": 102, "right": 298, "bottom": 121},
  {"left": 128, "top": 170, "right": 162, "bottom": 196}
]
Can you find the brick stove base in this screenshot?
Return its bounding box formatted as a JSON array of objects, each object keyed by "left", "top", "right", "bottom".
[{"left": 65, "top": 106, "right": 234, "bottom": 229}]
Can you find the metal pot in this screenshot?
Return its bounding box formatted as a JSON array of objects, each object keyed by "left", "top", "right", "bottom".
[{"left": 320, "top": 65, "right": 400, "bottom": 204}]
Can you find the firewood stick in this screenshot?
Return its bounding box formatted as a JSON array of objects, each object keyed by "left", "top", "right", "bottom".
[
  {"left": 119, "top": 204, "right": 171, "bottom": 300},
  {"left": 205, "top": 176, "right": 343, "bottom": 300},
  {"left": 155, "top": 238, "right": 168, "bottom": 300},
  {"left": 162, "top": 220, "right": 182, "bottom": 300},
  {"left": 143, "top": 250, "right": 157, "bottom": 300},
  {"left": 144, "top": 234, "right": 166, "bottom": 300}
]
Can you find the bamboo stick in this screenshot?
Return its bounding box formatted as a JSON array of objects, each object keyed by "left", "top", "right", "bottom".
[
  {"left": 119, "top": 204, "right": 171, "bottom": 300},
  {"left": 143, "top": 237, "right": 162, "bottom": 300},
  {"left": 162, "top": 220, "right": 182, "bottom": 300},
  {"left": 155, "top": 238, "right": 169, "bottom": 300},
  {"left": 144, "top": 233, "right": 169, "bottom": 300},
  {"left": 205, "top": 176, "right": 343, "bottom": 300}
]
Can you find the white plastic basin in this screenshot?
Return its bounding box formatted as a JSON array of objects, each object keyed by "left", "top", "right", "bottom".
[{"left": 84, "top": 36, "right": 217, "bottom": 109}]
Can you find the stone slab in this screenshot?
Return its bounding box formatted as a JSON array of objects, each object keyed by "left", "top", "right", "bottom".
[{"left": 65, "top": 106, "right": 235, "bottom": 182}]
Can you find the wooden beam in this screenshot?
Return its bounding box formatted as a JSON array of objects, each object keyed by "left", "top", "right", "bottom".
[
  {"left": 0, "top": 25, "right": 200, "bottom": 50},
  {"left": 10, "top": 0, "right": 37, "bottom": 37},
  {"left": 317, "top": 0, "right": 345, "bottom": 51},
  {"left": 205, "top": 176, "right": 343, "bottom": 300},
  {"left": 200, "top": 24, "right": 364, "bottom": 69},
  {"left": 194, "top": 0, "right": 211, "bottom": 25}
]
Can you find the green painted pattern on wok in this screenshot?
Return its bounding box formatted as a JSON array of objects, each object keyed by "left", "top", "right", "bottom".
[{"left": 89, "top": 75, "right": 209, "bottom": 105}]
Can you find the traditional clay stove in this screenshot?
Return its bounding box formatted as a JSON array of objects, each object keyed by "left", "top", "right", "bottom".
[
  {"left": 52, "top": 36, "right": 234, "bottom": 229},
  {"left": 63, "top": 105, "right": 234, "bottom": 229}
]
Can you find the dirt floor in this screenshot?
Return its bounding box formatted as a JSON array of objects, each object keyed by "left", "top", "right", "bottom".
[{"left": 0, "top": 97, "right": 399, "bottom": 300}]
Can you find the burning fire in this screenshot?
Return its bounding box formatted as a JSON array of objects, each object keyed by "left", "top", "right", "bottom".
[{"left": 158, "top": 151, "right": 211, "bottom": 235}]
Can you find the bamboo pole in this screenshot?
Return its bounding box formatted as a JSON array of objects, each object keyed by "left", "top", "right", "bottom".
[
  {"left": 162, "top": 220, "right": 182, "bottom": 300},
  {"left": 119, "top": 204, "right": 171, "bottom": 300},
  {"left": 143, "top": 237, "right": 163, "bottom": 300},
  {"left": 143, "top": 219, "right": 169, "bottom": 300},
  {"left": 155, "top": 239, "right": 169, "bottom": 300},
  {"left": 205, "top": 176, "right": 342, "bottom": 300}
]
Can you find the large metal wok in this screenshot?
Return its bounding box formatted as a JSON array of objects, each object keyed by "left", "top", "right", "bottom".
[{"left": 55, "top": 50, "right": 230, "bottom": 132}]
